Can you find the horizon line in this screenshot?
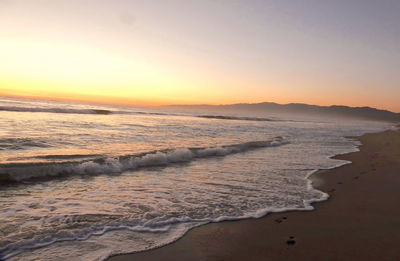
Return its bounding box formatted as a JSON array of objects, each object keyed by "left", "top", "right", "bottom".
[{"left": 0, "top": 93, "right": 399, "bottom": 114}]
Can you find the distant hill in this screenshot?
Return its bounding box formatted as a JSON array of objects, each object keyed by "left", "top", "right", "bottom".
[{"left": 166, "top": 102, "right": 400, "bottom": 122}]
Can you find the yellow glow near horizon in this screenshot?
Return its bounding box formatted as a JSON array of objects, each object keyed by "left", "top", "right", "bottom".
[
  {"left": 1, "top": 38, "right": 160, "bottom": 99},
  {"left": 2, "top": 35, "right": 398, "bottom": 110},
  {"left": 0, "top": 39, "right": 263, "bottom": 106},
  {"left": 0, "top": 37, "right": 252, "bottom": 106}
]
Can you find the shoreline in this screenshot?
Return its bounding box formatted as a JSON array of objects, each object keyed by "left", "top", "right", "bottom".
[{"left": 108, "top": 129, "right": 400, "bottom": 261}]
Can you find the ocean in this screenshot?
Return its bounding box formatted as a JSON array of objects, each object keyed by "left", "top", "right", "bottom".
[{"left": 0, "top": 97, "right": 391, "bottom": 260}]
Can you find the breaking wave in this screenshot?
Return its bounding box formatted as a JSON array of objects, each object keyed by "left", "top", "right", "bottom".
[
  {"left": 0, "top": 137, "right": 288, "bottom": 183},
  {"left": 197, "top": 115, "right": 277, "bottom": 122},
  {"left": 0, "top": 106, "right": 180, "bottom": 117},
  {"left": 0, "top": 106, "right": 115, "bottom": 115},
  {"left": 0, "top": 106, "right": 284, "bottom": 122}
]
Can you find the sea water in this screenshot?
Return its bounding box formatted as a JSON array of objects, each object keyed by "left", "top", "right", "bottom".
[{"left": 0, "top": 97, "right": 391, "bottom": 260}]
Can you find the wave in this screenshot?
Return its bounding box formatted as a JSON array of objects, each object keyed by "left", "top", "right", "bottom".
[
  {"left": 6, "top": 153, "right": 103, "bottom": 163},
  {"left": 0, "top": 137, "right": 288, "bottom": 183},
  {"left": 197, "top": 115, "right": 277, "bottom": 122},
  {"left": 0, "top": 138, "right": 49, "bottom": 150},
  {"left": 0, "top": 106, "right": 181, "bottom": 117},
  {"left": 0, "top": 105, "right": 282, "bottom": 122},
  {"left": 0, "top": 198, "right": 318, "bottom": 261},
  {"left": 133, "top": 111, "right": 177, "bottom": 116},
  {"left": 0, "top": 105, "right": 115, "bottom": 115}
]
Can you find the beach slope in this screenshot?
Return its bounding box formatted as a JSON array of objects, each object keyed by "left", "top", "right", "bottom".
[{"left": 109, "top": 129, "right": 400, "bottom": 261}]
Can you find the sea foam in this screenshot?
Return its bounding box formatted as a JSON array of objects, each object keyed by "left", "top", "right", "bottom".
[{"left": 0, "top": 137, "right": 288, "bottom": 183}]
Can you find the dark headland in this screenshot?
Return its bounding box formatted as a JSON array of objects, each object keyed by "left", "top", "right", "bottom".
[{"left": 166, "top": 102, "right": 400, "bottom": 122}]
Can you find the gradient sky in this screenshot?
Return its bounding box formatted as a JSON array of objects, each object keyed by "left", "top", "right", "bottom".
[{"left": 1, "top": 0, "right": 399, "bottom": 111}]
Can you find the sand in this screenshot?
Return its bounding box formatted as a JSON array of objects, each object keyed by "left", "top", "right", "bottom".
[{"left": 108, "top": 129, "right": 400, "bottom": 261}]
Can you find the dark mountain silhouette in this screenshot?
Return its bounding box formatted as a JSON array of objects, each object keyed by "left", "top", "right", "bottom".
[{"left": 166, "top": 102, "right": 400, "bottom": 122}]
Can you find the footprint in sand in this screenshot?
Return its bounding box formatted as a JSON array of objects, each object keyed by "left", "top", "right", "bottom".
[
  {"left": 275, "top": 216, "right": 287, "bottom": 224},
  {"left": 286, "top": 236, "right": 296, "bottom": 245}
]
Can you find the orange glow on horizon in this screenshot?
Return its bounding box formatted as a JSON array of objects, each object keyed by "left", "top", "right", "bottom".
[{"left": 1, "top": 89, "right": 400, "bottom": 114}]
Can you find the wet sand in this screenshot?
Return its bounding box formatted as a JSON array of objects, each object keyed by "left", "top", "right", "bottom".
[{"left": 108, "top": 129, "right": 400, "bottom": 261}]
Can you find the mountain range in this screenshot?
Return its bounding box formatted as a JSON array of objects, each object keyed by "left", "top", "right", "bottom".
[{"left": 166, "top": 102, "right": 400, "bottom": 122}]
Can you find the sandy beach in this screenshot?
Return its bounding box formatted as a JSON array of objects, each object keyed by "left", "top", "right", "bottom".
[{"left": 108, "top": 128, "right": 400, "bottom": 261}]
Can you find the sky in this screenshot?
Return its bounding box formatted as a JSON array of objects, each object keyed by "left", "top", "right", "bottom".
[{"left": 0, "top": 0, "right": 399, "bottom": 112}]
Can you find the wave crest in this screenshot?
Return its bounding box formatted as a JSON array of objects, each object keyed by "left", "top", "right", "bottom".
[
  {"left": 0, "top": 106, "right": 114, "bottom": 115},
  {"left": 197, "top": 115, "right": 276, "bottom": 122},
  {"left": 0, "top": 137, "right": 289, "bottom": 183}
]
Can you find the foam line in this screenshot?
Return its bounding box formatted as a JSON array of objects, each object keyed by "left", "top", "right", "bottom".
[{"left": 0, "top": 137, "right": 288, "bottom": 183}]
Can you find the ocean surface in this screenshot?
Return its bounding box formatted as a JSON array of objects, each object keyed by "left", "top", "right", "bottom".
[{"left": 0, "top": 97, "right": 392, "bottom": 260}]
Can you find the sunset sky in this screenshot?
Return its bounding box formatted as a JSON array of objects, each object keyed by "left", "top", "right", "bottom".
[{"left": 1, "top": 0, "right": 399, "bottom": 111}]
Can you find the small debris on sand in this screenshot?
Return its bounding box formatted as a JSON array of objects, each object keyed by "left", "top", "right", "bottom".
[{"left": 286, "top": 239, "right": 296, "bottom": 245}]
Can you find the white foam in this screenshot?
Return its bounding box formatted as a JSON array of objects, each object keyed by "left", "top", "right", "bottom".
[
  {"left": 0, "top": 138, "right": 288, "bottom": 182},
  {"left": 1, "top": 131, "right": 386, "bottom": 261}
]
